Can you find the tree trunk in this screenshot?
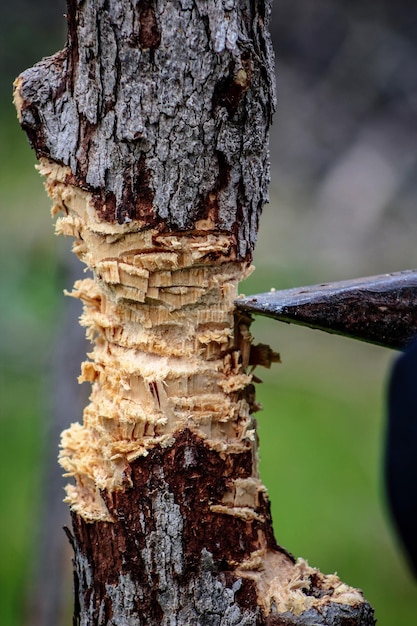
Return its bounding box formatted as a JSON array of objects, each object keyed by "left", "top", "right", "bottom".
[{"left": 14, "top": 1, "right": 375, "bottom": 624}]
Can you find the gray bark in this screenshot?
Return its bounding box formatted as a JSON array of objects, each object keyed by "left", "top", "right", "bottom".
[{"left": 17, "top": 0, "right": 276, "bottom": 259}]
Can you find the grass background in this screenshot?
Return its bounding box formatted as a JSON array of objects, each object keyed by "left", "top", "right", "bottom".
[{"left": 1, "top": 3, "right": 417, "bottom": 623}]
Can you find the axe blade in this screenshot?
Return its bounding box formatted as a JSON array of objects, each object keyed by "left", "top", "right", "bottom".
[{"left": 235, "top": 269, "right": 417, "bottom": 350}]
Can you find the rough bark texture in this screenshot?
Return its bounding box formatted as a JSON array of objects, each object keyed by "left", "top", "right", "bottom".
[
  {"left": 15, "top": 1, "right": 375, "bottom": 624},
  {"left": 15, "top": 0, "right": 275, "bottom": 259}
]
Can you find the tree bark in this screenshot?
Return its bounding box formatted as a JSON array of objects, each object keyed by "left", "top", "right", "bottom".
[{"left": 15, "top": 1, "right": 375, "bottom": 624}]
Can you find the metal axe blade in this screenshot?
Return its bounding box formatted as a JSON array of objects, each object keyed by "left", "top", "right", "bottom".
[{"left": 235, "top": 269, "right": 417, "bottom": 350}]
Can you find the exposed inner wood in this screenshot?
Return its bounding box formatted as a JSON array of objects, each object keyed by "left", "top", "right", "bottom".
[
  {"left": 37, "top": 158, "right": 373, "bottom": 621},
  {"left": 40, "top": 158, "right": 256, "bottom": 520}
]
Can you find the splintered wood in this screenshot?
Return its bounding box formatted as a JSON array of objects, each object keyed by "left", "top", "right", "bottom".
[
  {"left": 39, "top": 158, "right": 264, "bottom": 522},
  {"left": 33, "top": 159, "right": 374, "bottom": 623}
]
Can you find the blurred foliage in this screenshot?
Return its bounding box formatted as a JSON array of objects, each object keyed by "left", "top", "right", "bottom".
[
  {"left": 0, "top": 123, "right": 62, "bottom": 623},
  {"left": 0, "top": 1, "right": 66, "bottom": 99},
  {"left": 269, "top": 0, "right": 417, "bottom": 277},
  {"left": 0, "top": 4, "right": 66, "bottom": 623},
  {"left": 1, "top": 1, "right": 417, "bottom": 625}
]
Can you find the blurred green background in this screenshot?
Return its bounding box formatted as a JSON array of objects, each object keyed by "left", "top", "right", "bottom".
[{"left": 1, "top": 1, "right": 416, "bottom": 624}]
